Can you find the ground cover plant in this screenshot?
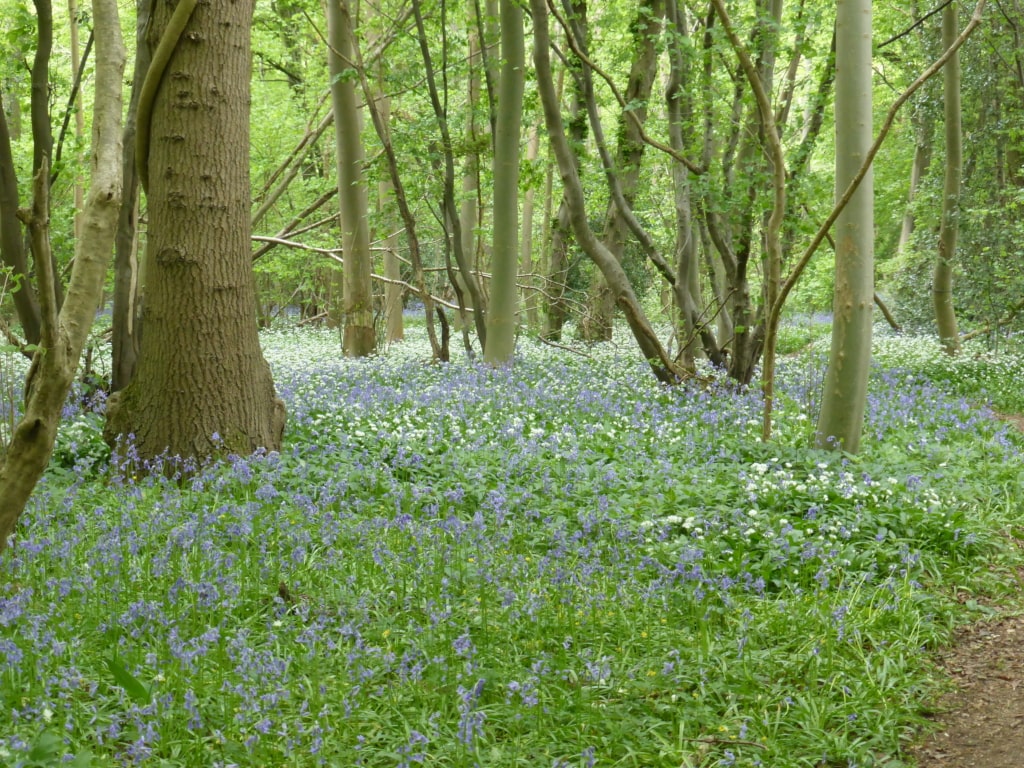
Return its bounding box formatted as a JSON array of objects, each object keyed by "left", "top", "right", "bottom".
[{"left": 1, "top": 327, "right": 1023, "bottom": 768}]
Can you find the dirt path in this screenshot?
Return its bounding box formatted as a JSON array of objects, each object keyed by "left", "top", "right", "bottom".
[
  {"left": 906, "top": 412, "right": 1024, "bottom": 767},
  {"left": 907, "top": 613, "right": 1024, "bottom": 767}
]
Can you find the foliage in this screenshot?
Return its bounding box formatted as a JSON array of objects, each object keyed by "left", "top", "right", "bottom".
[
  {"left": 774, "top": 313, "right": 833, "bottom": 356},
  {"left": 2, "top": 328, "right": 1022, "bottom": 767},
  {"left": 873, "top": 329, "right": 1024, "bottom": 414}
]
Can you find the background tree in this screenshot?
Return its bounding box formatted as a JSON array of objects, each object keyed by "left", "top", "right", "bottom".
[
  {"left": 933, "top": 0, "right": 963, "bottom": 354},
  {"left": 111, "top": 0, "right": 155, "bottom": 392},
  {"left": 579, "top": 0, "right": 664, "bottom": 343},
  {"left": 327, "top": 0, "right": 375, "bottom": 356},
  {"left": 104, "top": 0, "right": 285, "bottom": 462},
  {"left": 483, "top": 0, "right": 524, "bottom": 364}
]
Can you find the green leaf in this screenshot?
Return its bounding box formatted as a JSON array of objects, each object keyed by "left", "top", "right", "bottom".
[
  {"left": 69, "top": 751, "right": 98, "bottom": 767},
  {"left": 28, "top": 730, "right": 63, "bottom": 762},
  {"left": 105, "top": 657, "right": 152, "bottom": 705}
]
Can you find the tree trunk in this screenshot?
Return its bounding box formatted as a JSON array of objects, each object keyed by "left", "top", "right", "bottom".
[
  {"left": 0, "top": 0, "right": 125, "bottom": 554},
  {"left": 351, "top": 14, "right": 446, "bottom": 361},
  {"left": 0, "top": 95, "right": 42, "bottom": 344},
  {"left": 111, "top": 0, "right": 154, "bottom": 392},
  {"left": 31, "top": 0, "right": 53, "bottom": 176},
  {"left": 531, "top": 0, "right": 681, "bottom": 384},
  {"left": 896, "top": 118, "right": 933, "bottom": 258},
  {"left": 327, "top": 0, "right": 375, "bottom": 357},
  {"left": 934, "top": 1, "right": 962, "bottom": 354},
  {"left": 581, "top": 0, "right": 664, "bottom": 342},
  {"left": 484, "top": 0, "right": 524, "bottom": 364},
  {"left": 543, "top": 41, "right": 580, "bottom": 342},
  {"left": 372, "top": 49, "right": 402, "bottom": 343},
  {"left": 376, "top": 104, "right": 403, "bottom": 343},
  {"left": 815, "top": 0, "right": 874, "bottom": 452},
  {"left": 666, "top": 0, "right": 700, "bottom": 368},
  {"left": 411, "top": 0, "right": 488, "bottom": 349},
  {"left": 104, "top": 0, "right": 285, "bottom": 463},
  {"left": 67, "top": 0, "right": 85, "bottom": 240},
  {"left": 521, "top": 123, "right": 541, "bottom": 329},
  {"left": 456, "top": 15, "right": 483, "bottom": 334}
]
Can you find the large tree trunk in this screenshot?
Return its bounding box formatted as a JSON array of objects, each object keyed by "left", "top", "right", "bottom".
[
  {"left": 484, "top": 0, "right": 524, "bottom": 364},
  {"left": 328, "top": 0, "right": 375, "bottom": 357},
  {"left": 933, "top": 1, "right": 962, "bottom": 355},
  {"left": 104, "top": 0, "right": 284, "bottom": 462},
  {"left": 815, "top": 0, "right": 874, "bottom": 452},
  {"left": 666, "top": 0, "right": 701, "bottom": 369},
  {"left": 0, "top": 0, "right": 125, "bottom": 554}
]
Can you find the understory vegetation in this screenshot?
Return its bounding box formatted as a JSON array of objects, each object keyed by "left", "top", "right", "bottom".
[{"left": 2, "top": 326, "right": 1023, "bottom": 767}]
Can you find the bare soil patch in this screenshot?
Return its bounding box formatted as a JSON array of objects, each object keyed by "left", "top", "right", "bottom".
[{"left": 907, "top": 613, "right": 1024, "bottom": 767}]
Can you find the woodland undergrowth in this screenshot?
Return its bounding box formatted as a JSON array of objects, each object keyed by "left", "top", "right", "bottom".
[{"left": 1, "top": 322, "right": 1023, "bottom": 768}]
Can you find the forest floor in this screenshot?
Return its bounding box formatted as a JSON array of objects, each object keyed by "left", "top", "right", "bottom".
[{"left": 906, "top": 412, "right": 1024, "bottom": 768}]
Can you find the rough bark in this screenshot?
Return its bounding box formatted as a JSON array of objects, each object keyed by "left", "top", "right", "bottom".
[
  {"left": 815, "top": 0, "right": 874, "bottom": 453},
  {"left": 104, "top": 0, "right": 285, "bottom": 462},
  {"left": 0, "top": 0, "right": 125, "bottom": 554},
  {"left": 484, "top": 0, "right": 524, "bottom": 364}
]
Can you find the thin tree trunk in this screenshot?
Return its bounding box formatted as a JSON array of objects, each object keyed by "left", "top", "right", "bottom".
[
  {"left": 68, "top": 0, "right": 85, "bottom": 240},
  {"left": 543, "top": 47, "right": 577, "bottom": 342},
  {"left": 581, "top": 0, "right": 664, "bottom": 342},
  {"left": 484, "top": 0, "right": 524, "bottom": 364},
  {"left": 521, "top": 122, "right": 541, "bottom": 329},
  {"left": 351, "top": 9, "right": 445, "bottom": 360},
  {"left": 373, "top": 66, "right": 403, "bottom": 343},
  {"left": 815, "top": 0, "right": 874, "bottom": 452},
  {"left": 0, "top": 95, "right": 42, "bottom": 344},
  {"left": 456, "top": 14, "right": 483, "bottom": 333},
  {"left": 411, "top": 0, "right": 488, "bottom": 348},
  {"left": 0, "top": 0, "right": 125, "bottom": 554},
  {"left": 532, "top": 0, "right": 680, "bottom": 385},
  {"left": 934, "top": 1, "right": 962, "bottom": 354},
  {"left": 31, "top": 0, "right": 53, "bottom": 176},
  {"left": 111, "top": 0, "right": 154, "bottom": 392},
  {"left": 327, "top": 0, "right": 375, "bottom": 357}
]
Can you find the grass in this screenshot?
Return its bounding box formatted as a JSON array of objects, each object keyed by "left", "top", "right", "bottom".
[{"left": 1, "top": 324, "right": 1023, "bottom": 767}]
